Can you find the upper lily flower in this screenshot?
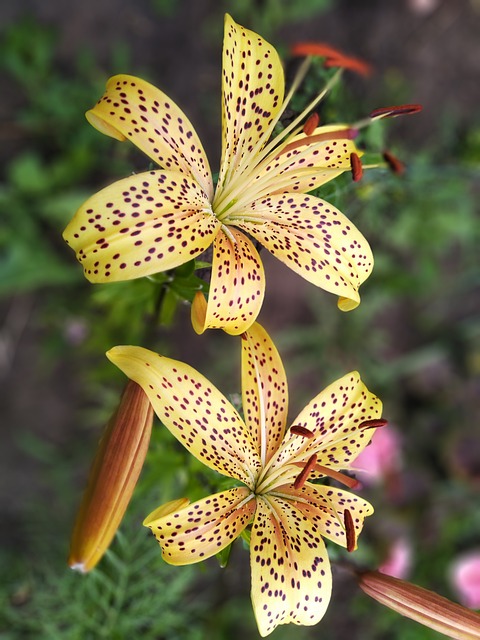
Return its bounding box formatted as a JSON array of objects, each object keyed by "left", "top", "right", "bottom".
[
  {"left": 107, "top": 323, "right": 383, "bottom": 636},
  {"left": 64, "top": 15, "right": 373, "bottom": 335}
]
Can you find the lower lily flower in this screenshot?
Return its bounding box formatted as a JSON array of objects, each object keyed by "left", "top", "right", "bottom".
[
  {"left": 63, "top": 14, "right": 374, "bottom": 336},
  {"left": 106, "top": 323, "right": 383, "bottom": 636}
]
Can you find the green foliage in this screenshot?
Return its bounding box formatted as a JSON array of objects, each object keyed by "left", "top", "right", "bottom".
[
  {"left": 1, "top": 528, "right": 205, "bottom": 640},
  {"left": 221, "top": 0, "right": 332, "bottom": 37}
]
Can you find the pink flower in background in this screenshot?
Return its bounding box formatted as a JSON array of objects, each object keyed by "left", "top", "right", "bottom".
[
  {"left": 450, "top": 552, "right": 480, "bottom": 609},
  {"left": 354, "top": 426, "right": 402, "bottom": 484},
  {"left": 379, "top": 537, "right": 412, "bottom": 580}
]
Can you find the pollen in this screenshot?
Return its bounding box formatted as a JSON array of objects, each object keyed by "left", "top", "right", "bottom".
[
  {"left": 350, "top": 152, "right": 363, "bottom": 182},
  {"left": 294, "top": 453, "right": 318, "bottom": 490},
  {"left": 343, "top": 508, "right": 356, "bottom": 552}
]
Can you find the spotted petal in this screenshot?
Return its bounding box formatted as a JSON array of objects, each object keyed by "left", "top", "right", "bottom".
[
  {"left": 276, "top": 484, "right": 374, "bottom": 550},
  {"left": 63, "top": 170, "right": 220, "bottom": 283},
  {"left": 106, "top": 346, "right": 261, "bottom": 487},
  {"left": 86, "top": 74, "right": 213, "bottom": 199},
  {"left": 217, "top": 15, "right": 285, "bottom": 190},
  {"left": 235, "top": 193, "right": 373, "bottom": 311},
  {"left": 251, "top": 126, "right": 359, "bottom": 197},
  {"left": 270, "top": 372, "right": 382, "bottom": 472},
  {"left": 144, "top": 487, "right": 255, "bottom": 565},
  {"left": 241, "top": 323, "right": 288, "bottom": 465},
  {"left": 191, "top": 227, "right": 265, "bottom": 335},
  {"left": 251, "top": 495, "right": 332, "bottom": 637}
]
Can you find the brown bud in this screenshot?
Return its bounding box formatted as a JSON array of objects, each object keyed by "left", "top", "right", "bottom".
[
  {"left": 68, "top": 381, "right": 154, "bottom": 572},
  {"left": 358, "top": 570, "right": 480, "bottom": 640}
]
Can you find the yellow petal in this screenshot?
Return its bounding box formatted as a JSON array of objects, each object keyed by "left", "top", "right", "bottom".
[
  {"left": 191, "top": 227, "right": 265, "bottom": 335},
  {"left": 276, "top": 484, "right": 374, "bottom": 550},
  {"left": 63, "top": 170, "right": 220, "bottom": 283},
  {"left": 251, "top": 495, "right": 332, "bottom": 637},
  {"left": 144, "top": 487, "right": 255, "bottom": 565},
  {"left": 86, "top": 74, "right": 213, "bottom": 199},
  {"left": 235, "top": 193, "right": 373, "bottom": 311},
  {"left": 106, "top": 345, "right": 261, "bottom": 487},
  {"left": 217, "top": 15, "right": 285, "bottom": 190},
  {"left": 253, "top": 125, "right": 360, "bottom": 196},
  {"left": 68, "top": 381, "right": 153, "bottom": 572},
  {"left": 273, "top": 371, "right": 382, "bottom": 471},
  {"left": 241, "top": 323, "right": 288, "bottom": 465}
]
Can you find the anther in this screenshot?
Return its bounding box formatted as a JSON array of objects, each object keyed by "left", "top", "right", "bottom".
[
  {"left": 369, "top": 104, "right": 423, "bottom": 119},
  {"left": 359, "top": 418, "right": 388, "bottom": 430},
  {"left": 291, "top": 43, "right": 372, "bottom": 77},
  {"left": 383, "top": 150, "right": 405, "bottom": 175},
  {"left": 293, "top": 454, "right": 318, "bottom": 490},
  {"left": 323, "top": 54, "right": 372, "bottom": 77},
  {"left": 344, "top": 509, "right": 356, "bottom": 552},
  {"left": 303, "top": 113, "right": 320, "bottom": 136},
  {"left": 290, "top": 425, "right": 315, "bottom": 438},
  {"left": 350, "top": 152, "right": 363, "bottom": 182}
]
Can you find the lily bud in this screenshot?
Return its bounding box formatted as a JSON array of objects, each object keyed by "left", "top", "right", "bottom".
[
  {"left": 68, "top": 381, "right": 154, "bottom": 573},
  {"left": 358, "top": 570, "right": 480, "bottom": 640}
]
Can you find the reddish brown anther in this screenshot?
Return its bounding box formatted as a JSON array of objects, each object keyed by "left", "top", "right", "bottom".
[
  {"left": 359, "top": 418, "right": 388, "bottom": 430},
  {"left": 383, "top": 150, "right": 406, "bottom": 175},
  {"left": 291, "top": 42, "right": 372, "bottom": 77},
  {"left": 370, "top": 104, "right": 423, "bottom": 119},
  {"left": 324, "top": 54, "right": 373, "bottom": 77},
  {"left": 350, "top": 152, "right": 363, "bottom": 182},
  {"left": 303, "top": 113, "right": 320, "bottom": 136},
  {"left": 290, "top": 425, "right": 315, "bottom": 438},
  {"left": 344, "top": 508, "right": 356, "bottom": 552},
  {"left": 293, "top": 453, "right": 318, "bottom": 490}
]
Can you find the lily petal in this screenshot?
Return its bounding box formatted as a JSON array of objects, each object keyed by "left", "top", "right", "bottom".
[
  {"left": 251, "top": 126, "right": 359, "bottom": 197},
  {"left": 251, "top": 495, "right": 332, "bottom": 637},
  {"left": 63, "top": 170, "right": 220, "bottom": 283},
  {"left": 143, "top": 487, "right": 255, "bottom": 565},
  {"left": 191, "top": 227, "right": 265, "bottom": 335},
  {"left": 217, "top": 15, "right": 285, "bottom": 190},
  {"left": 241, "top": 323, "right": 288, "bottom": 465},
  {"left": 276, "top": 484, "right": 374, "bottom": 550},
  {"left": 107, "top": 346, "right": 261, "bottom": 487},
  {"left": 271, "top": 372, "right": 382, "bottom": 471},
  {"left": 86, "top": 74, "right": 213, "bottom": 199},
  {"left": 235, "top": 193, "right": 373, "bottom": 311}
]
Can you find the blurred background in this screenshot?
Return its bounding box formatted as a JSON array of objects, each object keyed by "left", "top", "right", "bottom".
[{"left": 1, "top": 0, "right": 479, "bottom": 638}]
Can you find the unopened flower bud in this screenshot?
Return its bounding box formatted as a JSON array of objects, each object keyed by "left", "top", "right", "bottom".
[
  {"left": 68, "top": 381, "right": 154, "bottom": 572},
  {"left": 358, "top": 570, "right": 480, "bottom": 640}
]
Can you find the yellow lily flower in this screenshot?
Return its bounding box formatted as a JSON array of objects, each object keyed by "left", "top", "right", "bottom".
[
  {"left": 106, "top": 323, "right": 383, "bottom": 636},
  {"left": 64, "top": 15, "right": 373, "bottom": 335}
]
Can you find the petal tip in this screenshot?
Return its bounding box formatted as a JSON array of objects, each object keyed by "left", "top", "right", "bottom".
[{"left": 338, "top": 295, "right": 360, "bottom": 312}]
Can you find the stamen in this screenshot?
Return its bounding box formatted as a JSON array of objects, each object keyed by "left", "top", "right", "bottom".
[
  {"left": 359, "top": 418, "right": 388, "bottom": 430},
  {"left": 344, "top": 508, "right": 356, "bottom": 552},
  {"left": 277, "top": 127, "right": 356, "bottom": 158},
  {"left": 370, "top": 104, "right": 423, "bottom": 119},
  {"left": 290, "top": 425, "right": 315, "bottom": 438},
  {"left": 350, "top": 152, "right": 363, "bottom": 182},
  {"left": 323, "top": 54, "right": 372, "bottom": 77},
  {"left": 313, "top": 463, "right": 360, "bottom": 489},
  {"left": 293, "top": 453, "right": 318, "bottom": 490},
  {"left": 303, "top": 113, "right": 320, "bottom": 136},
  {"left": 291, "top": 42, "right": 372, "bottom": 77},
  {"left": 383, "top": 150, "right": 405, "bottom": 175}
]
